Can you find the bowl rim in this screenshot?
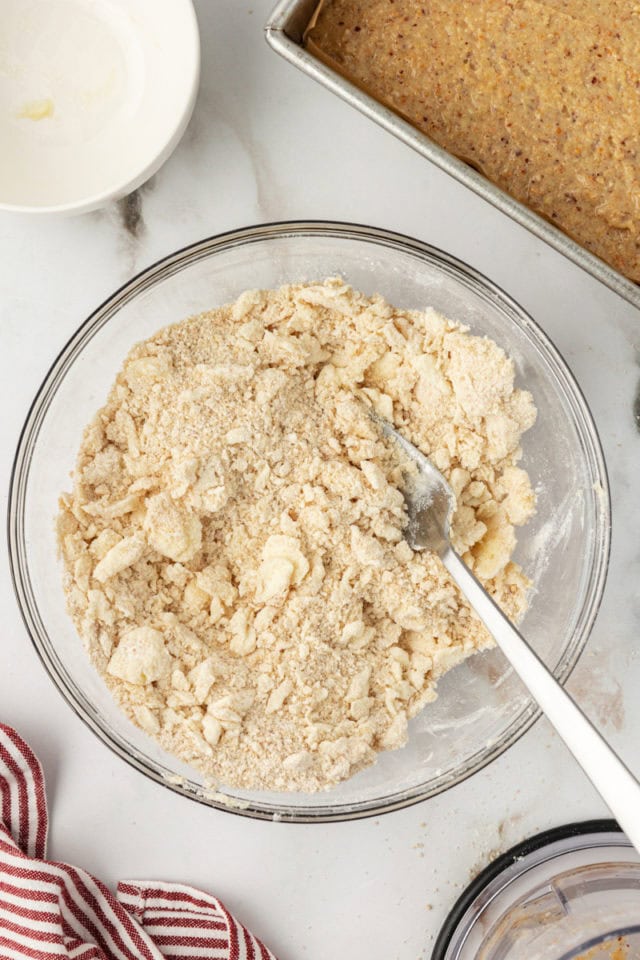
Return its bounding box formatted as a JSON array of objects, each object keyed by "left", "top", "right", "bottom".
[
  {"left": 0, "top": 0, "right": 200, "bottom": 215},
  {"left": 7, "top": 220, "right": 612, "bottom": 822}
]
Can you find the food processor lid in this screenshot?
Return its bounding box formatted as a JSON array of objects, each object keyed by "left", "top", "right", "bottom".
[{"left": 433, "top": 820, "right": 640, "bottom": 960}]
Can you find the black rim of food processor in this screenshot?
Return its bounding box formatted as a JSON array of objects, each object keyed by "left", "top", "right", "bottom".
[{"left": 431, "top": 819, "right": 621, "bottom": 960}]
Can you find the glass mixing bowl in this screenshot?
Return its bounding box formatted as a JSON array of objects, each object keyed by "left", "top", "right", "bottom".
[{"left": 8, "top": 222, "right": 610, "bottom": 822}]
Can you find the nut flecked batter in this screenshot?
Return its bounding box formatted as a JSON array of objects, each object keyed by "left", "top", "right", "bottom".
[
  {"left": 306, "top": 0, "right": 640, "bottom": 282},
  {"left": 58, "top": 280, "right": 537, "bottom": 792}
]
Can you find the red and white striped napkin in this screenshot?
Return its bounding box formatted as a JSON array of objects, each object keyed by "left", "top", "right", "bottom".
[{"left": 0, "top": 724, "right": 278, "bottom": 960}]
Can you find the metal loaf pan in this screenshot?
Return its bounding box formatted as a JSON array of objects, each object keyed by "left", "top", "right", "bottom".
[{"left": 265, "top": 0, "right": 640, "bottom": 310}]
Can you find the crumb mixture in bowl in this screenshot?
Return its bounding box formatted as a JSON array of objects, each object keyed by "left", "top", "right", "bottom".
[{"left": 58, "top": 279, "right": 536, "bottom": 792}]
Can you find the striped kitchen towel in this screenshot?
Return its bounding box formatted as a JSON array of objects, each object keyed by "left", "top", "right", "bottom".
[{"left": 0, "top": 724, "right": 278, "bottom": 960}]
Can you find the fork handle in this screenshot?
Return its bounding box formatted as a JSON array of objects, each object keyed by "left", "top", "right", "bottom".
[{"left": 442, "top": 546, "right": 640, "bottom": 855}]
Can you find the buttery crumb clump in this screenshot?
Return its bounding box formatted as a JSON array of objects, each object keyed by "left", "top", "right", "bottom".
[{"left": 58, "top": 280, "right": 537, "bottom": 792}]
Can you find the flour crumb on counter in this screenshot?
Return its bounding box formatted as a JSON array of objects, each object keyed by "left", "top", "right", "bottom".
[{"left": 58, "top": 279, "right": 536, "bottom": 792}]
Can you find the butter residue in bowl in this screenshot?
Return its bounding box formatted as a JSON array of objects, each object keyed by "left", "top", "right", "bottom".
[{"left": 18, "top": 98, "right": 55, "bottom": 120}]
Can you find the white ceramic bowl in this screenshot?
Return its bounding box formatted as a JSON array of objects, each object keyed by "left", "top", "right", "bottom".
[{"left": 0, "top": 0, "right": 200, "bottom": 214}]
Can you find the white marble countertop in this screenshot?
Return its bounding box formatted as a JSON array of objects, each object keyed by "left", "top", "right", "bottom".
[{"left": 1, "top": 3, "right": 639, "bottom": 958}]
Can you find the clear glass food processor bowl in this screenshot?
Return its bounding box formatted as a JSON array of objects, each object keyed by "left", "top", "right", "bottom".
[
  {"left": 433, "top": 822, "right": 640, "bottom": 960},
  {"left": 8, "top": 222, "right": 611, "bottom": 822}
]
